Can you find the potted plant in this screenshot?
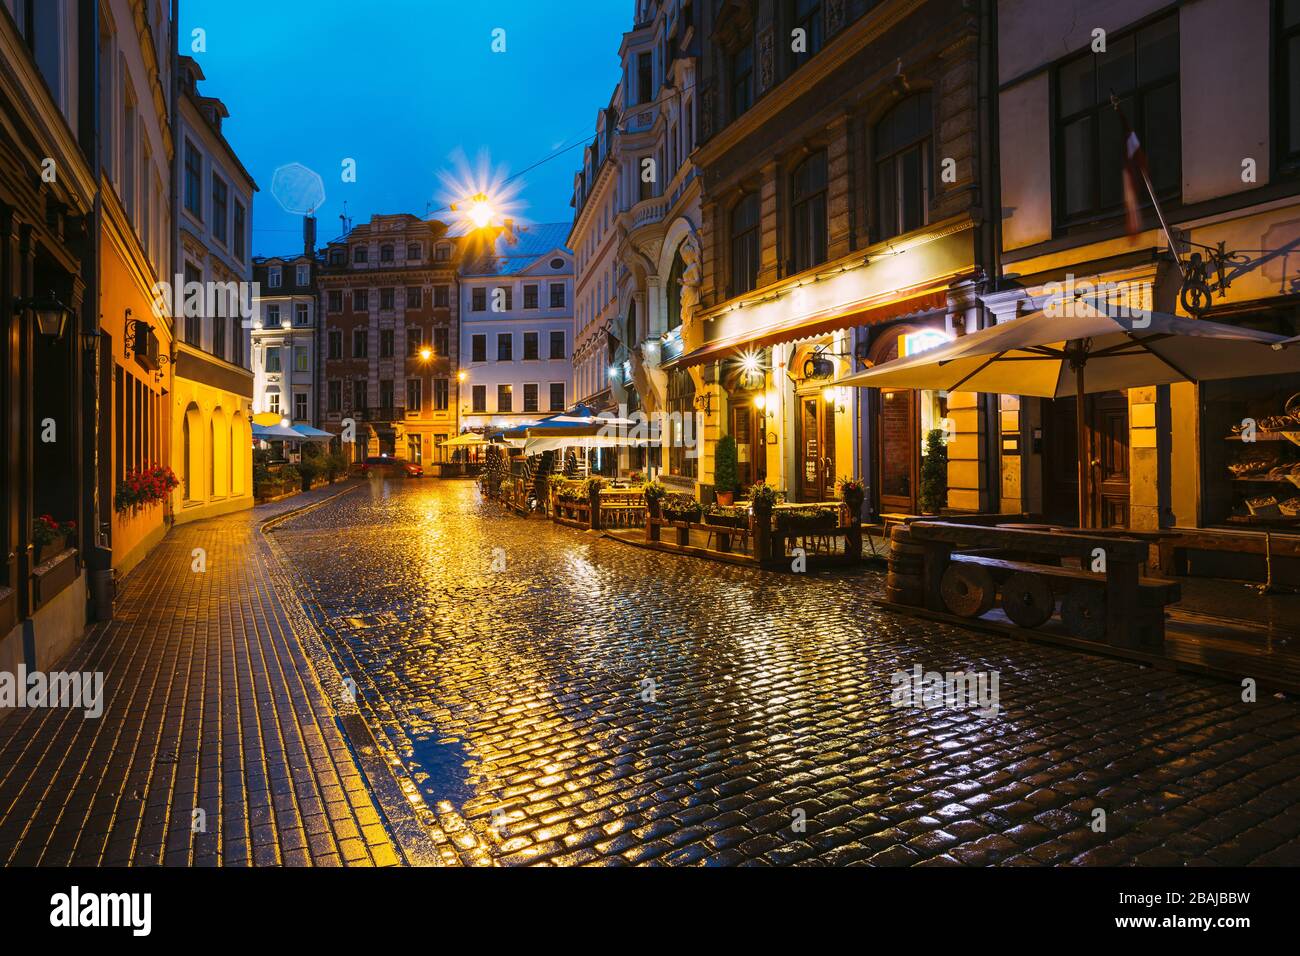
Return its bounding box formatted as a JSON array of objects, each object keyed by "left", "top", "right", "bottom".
[
  {"left": 33, "top": 515, "right": 74, "bottom": 564},
  {"left": 662, "top": 494, "right": 702, "bottom": 523},
  {"left": 704, "top": 504, "right": 749, "bottom": 529},
  {"left": 714, "top": 435, "right": 738, "bottom": 507},
  {"left": 775, "top": 507, "right": 840, "bottom": 534},
  {"left": 919, "top": 428, "right": 948, "bottom": 515},
  {"left": 279, "top": 464, "right": 301, "bottom": 496},
  {"left": 838, "top": 476, "right": 866, "bottom": 561}
]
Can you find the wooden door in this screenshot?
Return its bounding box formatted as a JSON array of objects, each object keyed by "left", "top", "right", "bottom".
[
  {"left": 798, "top": 396, "right": 836, "bottom": 501},
  {"left": 1042, "top": 393, "right": 1129, "bottom": 528},
  {"left": 877, "top": 388, "right": 917, "bottom": 513},
  {"left": 1091, "top": 393, "right": 1130, "bottom": 528}
]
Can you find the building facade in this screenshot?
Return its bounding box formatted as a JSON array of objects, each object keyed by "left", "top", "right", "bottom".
[
  {"left": 319, "top": 214, "right": 461, "bottom": 463},
  {"left": 170, "top": 54, "right": 256, "bottom": 524},
  {"left": 680, "top": 0, "right": 992, "bottom": 512},
  {"left": 98, "top": 0, "right": 176, "bottom": 577},
  {"left": 459, "top": 224, "right": 575, "bottom": 433},
  {"left": 992, "top": 0, "right": 1300, "bottom": 583},
  {"left": 251, "top": 219, "right": 318, "bottom": 433},
  {"left": 0, "top": 0, "right": 98, "bottom": 683}
]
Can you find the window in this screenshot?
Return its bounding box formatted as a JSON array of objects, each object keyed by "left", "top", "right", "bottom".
[
  {"left": 233, "top": 202, "right": 245, "bottom": 259},
  {"left": 184, "top": 263, "right": 202, "bottom": 344},
  {"left": 380, "top": 288, "right": 395, "bottom": 311},
  {"left": 295, "top": 303, "right": 310, "bottom": 326},
  {"left": 495, "top": 286, "right": 513, "bottom": 312},
  {"left": 1280, "top": 1, "right": 1300, "bottom": 174},
  {"left": 328, "top": 330, "right": 342, "bottom": 360},
  {"left": 267, "top": 304, "right": 281, "bottom": 327},
  {"left": 433, "top": 378, "right": 449, "bottom": 411},
  {"left": 353, "top": 380, "right": 367, "bottom": 411},
  {"left": 549, "top": 330, "right": 566, "bottom": 360},
  {"left": 330, "top": 248, "right": 346, "bottom": 266},
  {"left": 668, "top": 369, "right": 698, "bottom": 479},
  {"left": 434, "top": 327, "right": 449, "bottom": 355},
  {"left": 211, "top": 175, "right": 228, "bottom": 242},
  {"left": 523, "top": 331, "right": 539, "bottom": 360},
  {"left": 379, "top": 379, "right": 394, "bottom": 414},
  {"left": 730, "top": 192, "right": 761, "bottom": 295},
  {"left": 296, "top": 265, "right": 309, "bottom": 286},
  {"left": 406, "top": 378, "right": 422, "bottom": 413},
  {"left": 268, "top": 267, "right": 282, "bottom": 289},
  {"left": 294, "top": 392, "right": 308, "bottom": 422},
  {"left": 730, "top": 43, "right": 753, "bottom": 120},
  {"left": 266, "top": 346, "right": 282, "bottom": 373},
  {"left": 295, "top": 346, "right": 309, "bottom": 372},
  {"left": 353, "top": 329, "right": 368, "bottom": 358},
  {"left": 352, "top": 288, "right": 368, "bottom": 311},
  {"left": 497, "top": 383, "right": 513, "bottom": 412},
  {"left": 267, "top": 391, "right": 280, "bottom": 414},
  {"left": 550, "top": 283, "right": 566, "bottom": 308},
  {"left": 407, "top": 286, "right": 423, "bottom": 309},
  {"left": 380, "top": 329, "right": 394, "bottom": 358},
  {"left": 874, "top": 93, "right": 932, "bottom": 241},
  {"left": 434, "top": 285, "right": 450, "bottom": 308},
  {"left": 435, "top": 243, "right": 450, "bottom": 262},
  {"left": 523, "top": 383, "right": 539, "bottom": 413},
  {"left": 407, "top": 242, "right": 421, "bottom": 260},
  {"left": 524, "top": 284, "right": 539, "bottom": 309},
  {"left": 407, "top": 327, "right": 423, "bottom": 357},
  {"left": 549, "top": 383, "right": 566, "bottom": 412},
  {"left": 380, "top": 244, "right": 394, "bottom": 263},
  {"left": 471, "top": 334, "right": 487, "bottom": 363},
  {"left": 497, "top": 333, "right": 513, "bottom": 362},
  {"left": 472, "top": 385, "right": 487, "bottom": 412},
  {"left": 184, "top": 139, "right": 202, "bottom": 218},
  {"left": 1055, "top": 14, "right": 1179, "bottom": 225},
  {"left": 328, "top": 380, "right": 342, "bottom": 413},
  {"left": 353, "top": 246, "right": 368, "bottom": 264},
  {"left": 790, "top": 150, "right": 828, "bottom": 273},
  {"left": 637, "top": 51, "right": 653, "bottom": 104},
  {"left": 790, "top": 0, "right": 824, "bottom": 69},
  {"left": 212, "top": 316, "right": 226, "bottom": 360},
  {"left": 328, "top": 290, "right": 343, "bottom": 312},
  {"left": 472, "top": 287, "right": 487, "bottom": 312}
]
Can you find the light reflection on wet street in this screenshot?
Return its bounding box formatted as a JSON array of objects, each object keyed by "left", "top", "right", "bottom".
[{"left": 272, "top": 479, "right": 1300, "bottom": 866}]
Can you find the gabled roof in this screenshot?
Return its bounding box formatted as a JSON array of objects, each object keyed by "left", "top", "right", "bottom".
[{"left": 460, "top": 223, "right": 573, "bottom": 277}]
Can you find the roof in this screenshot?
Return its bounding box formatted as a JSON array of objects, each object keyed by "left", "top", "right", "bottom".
[{"left": 460, "top": 223, "right": 573, "bottom": 277}]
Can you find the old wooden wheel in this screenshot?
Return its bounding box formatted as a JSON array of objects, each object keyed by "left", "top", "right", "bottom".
[
  {"left": 1061, "top": 584, "right": 1107, "bottom": 642},
  {"left": 1001, "top": 572, "right": 1054, "bottom": 629},
  {"left": 940, "top": 562, "right": 996, "bottom": 618}
]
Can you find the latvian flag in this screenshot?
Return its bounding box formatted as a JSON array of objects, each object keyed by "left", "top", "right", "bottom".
[{"left": 1119, "top": 109, "right": 1147, "bottom": 237}]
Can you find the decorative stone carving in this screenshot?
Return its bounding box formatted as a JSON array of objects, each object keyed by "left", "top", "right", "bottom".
[
  {"left": 758, "top": 29, "right": 775, "bottom": 93},
  {"left": 678, "top": 235, "right": 702, "bottom": 331}
]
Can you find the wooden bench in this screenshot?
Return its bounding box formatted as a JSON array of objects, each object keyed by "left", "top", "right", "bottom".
[
  {"left": 599, "top": 490, "right": 645, "bottom": 529},
  {"left": 905, "top": 521, "right": 1181, "bottom": 650}
]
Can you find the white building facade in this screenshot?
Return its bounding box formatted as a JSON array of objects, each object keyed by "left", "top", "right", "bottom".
[
  {"left": 459, "top": 224, "right": 574, "bottom": 432},
  {"left": 251, "top": 226, "right": 318, "bottom": 430}
]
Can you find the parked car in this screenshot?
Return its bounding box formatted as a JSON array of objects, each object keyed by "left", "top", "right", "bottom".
[{"left": 358, "top": 456, "right": 423, "bottom": 478}]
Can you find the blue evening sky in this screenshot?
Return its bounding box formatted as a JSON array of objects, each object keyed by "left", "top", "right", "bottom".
[{"left": 179, "top": 1, "right": 629, "bottom": 257}]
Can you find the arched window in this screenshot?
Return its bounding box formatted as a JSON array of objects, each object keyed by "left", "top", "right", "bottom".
[
  {"left": 666, "top": 249, "right": 684, "bottom": 330},
  {"left": 874, "top": 93, "right": 932, "bottom": 241},
  {"left": 730, "top": 192, "right": 760, "bottom": 296},
  {"left": 407, "top": 242, "right": 421, "bottom": 261},
  {"left": 182, "top": 414, "right": 191, "bottom": 499},
  {"left": 790, "top": 150, "right": 828, "bottom": 273}
]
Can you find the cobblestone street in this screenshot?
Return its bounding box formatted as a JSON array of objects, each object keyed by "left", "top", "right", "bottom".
[{"left": 272, "top": 479, "right": 1300, "bottom": 866}]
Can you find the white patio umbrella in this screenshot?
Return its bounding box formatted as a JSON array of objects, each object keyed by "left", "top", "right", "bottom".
[{"left": 837, "top": 299, "right": 1300, "bottom": 526}]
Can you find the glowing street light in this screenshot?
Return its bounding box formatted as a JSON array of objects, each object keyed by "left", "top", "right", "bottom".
[
  {"left": 419, "top": 346, "right": 433, "bottom": 362},
  {"left": 457, "top": 370, "right": 468, "bottom": 383}
]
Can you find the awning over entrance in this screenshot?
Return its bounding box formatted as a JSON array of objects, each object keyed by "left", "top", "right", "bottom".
[{"left": 666, "top": 285, "right": 951, "bottom": 370}]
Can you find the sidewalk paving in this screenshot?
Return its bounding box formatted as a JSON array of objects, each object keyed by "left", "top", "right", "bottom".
[{"left": 0, "top": 483, "right": 401, "bottom": 867}]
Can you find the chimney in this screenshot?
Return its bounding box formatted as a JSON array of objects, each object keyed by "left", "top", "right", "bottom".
[{"left": 303, "top": 215, "right": 317, "bottom": 257}]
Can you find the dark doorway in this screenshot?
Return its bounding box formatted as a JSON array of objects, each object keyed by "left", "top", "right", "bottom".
[
  {"left": 1043, "top": 392, "right": 1130, "bottom": 528},
  {"left": 797, "top": 394, "right": 836, "bottom": 501}
]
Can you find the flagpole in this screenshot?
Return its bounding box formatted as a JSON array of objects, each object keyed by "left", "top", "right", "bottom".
[{"left": 1111, "top": 94, "right": 1185, "bottom": 281}]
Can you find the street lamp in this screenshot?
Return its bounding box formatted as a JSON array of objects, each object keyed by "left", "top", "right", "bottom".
[{"left": 15, "top": 290, "right": 73, "bottom": 341}]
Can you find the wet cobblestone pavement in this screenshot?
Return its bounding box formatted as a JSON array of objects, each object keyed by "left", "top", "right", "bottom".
[{"left": 272, "top": 479, "right": 1300, "bottom": 866}]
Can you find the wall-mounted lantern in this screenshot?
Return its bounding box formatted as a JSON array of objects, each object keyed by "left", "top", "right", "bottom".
[{"left": 15, "top": 290, "right": 73, "bottom": 341}]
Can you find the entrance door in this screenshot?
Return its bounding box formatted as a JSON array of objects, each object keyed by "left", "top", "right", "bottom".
[
  {"left": 877, "top": 388, "right": 917, "bottom": 513},
  {"left": 1042, "top": 393, "right": 1129, "bottom": 528},
  {"left": 798, "top": 395, "right": 836, "bottom": 501},
  {"left": 732, "top": 403, "right": 764, "bottom": 487}
]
